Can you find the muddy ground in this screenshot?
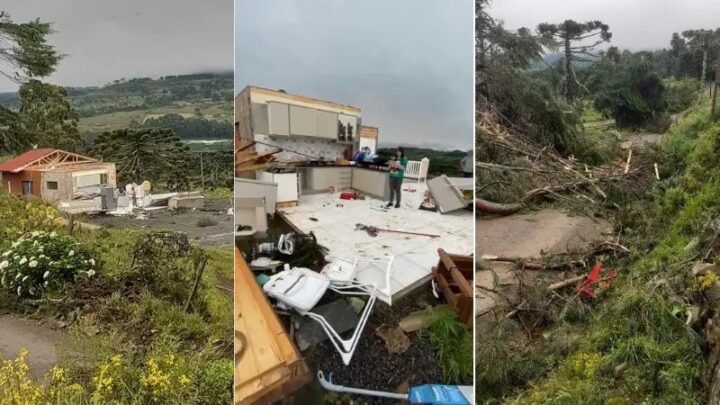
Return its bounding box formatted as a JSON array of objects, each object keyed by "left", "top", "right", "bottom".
[{"left": 86, "top": 198, "right": 233, "bottom": 247}]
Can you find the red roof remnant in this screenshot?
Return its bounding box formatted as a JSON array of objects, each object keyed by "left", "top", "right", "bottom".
[
  {"left": 0, "top": 148, "right": 55, "bottom": 173},
  {"left": 0, "top": 148, "right": 99, "bottom": 173}
]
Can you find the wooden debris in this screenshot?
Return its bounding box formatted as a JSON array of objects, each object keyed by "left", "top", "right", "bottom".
[
  {"left": 431, "top": 249, "right": 473, "bottom": 327},
  {"left": 375, "top": 324, "right": 411, "bottom": 354},
  {"left": 235, "top": 249, "right": 310, "bottom": 404},
  {"left": 548, "top": 275, "right": 586, "bottom": 291}
]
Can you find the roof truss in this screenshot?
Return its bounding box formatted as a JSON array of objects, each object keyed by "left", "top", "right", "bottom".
[{"left": 22, "top": 150, "right": 98, "bottom": 172}]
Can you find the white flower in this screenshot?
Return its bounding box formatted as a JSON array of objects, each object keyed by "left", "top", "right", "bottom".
[
  {"left": 28, "top": 261, "right": 38, "bottom": 268},
  {"left": 43, "top": 281, "right": 49, "bottom": 287},
  {"left": 39, "top": 255, "right": 46, "bottom": 259},
  {"left": 19, "top": 257, "right": 27, "bottom": 265},
  {"left": 0, "top": 261, "right": 8, "bottom": 270},
  {"left": 68, "top": 250, "right": 74, "bottom": 257},
  {"left": 43, "top": 271, "right": 50, "bottom": 279},
  {"left": 50, "top": 232, "right": 57, "bottom": 238},
  {"left": 1, "top": 250, "right": 10, "bottom": 257},
  {"left": 31, "top": 231, "right": 40, "bottom": 237},
  {"left": 90, "top": 258, "right": 96, "bottom": 266},
  {"left": 87, "top": 269, "right": 96, "bottom": 277}
]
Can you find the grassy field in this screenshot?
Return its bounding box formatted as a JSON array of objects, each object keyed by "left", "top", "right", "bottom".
[{"left": 78, "top": 100, "right": 232, "bottom": 134}]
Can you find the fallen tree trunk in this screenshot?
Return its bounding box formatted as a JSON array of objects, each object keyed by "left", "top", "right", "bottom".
[{"left": 476, "top": 198, "right": 524, "bottom": 215}]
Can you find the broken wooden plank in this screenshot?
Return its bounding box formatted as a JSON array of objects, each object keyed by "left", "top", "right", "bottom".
[{"left": 235, "top": 248, "right": 310, "bottom": 404}]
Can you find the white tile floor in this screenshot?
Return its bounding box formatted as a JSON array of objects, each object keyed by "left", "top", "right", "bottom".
[{"left": 280, "top": 182, "right": 473, "bottom": 302}]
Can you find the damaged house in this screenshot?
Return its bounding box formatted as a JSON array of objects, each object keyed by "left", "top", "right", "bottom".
[{"left": 0, "top": 148, "right": 116, "bottom": 203}]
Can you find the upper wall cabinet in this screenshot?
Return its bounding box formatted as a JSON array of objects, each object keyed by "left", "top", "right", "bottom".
[
  {"left": 250, "top": 103, "right": 269, "bottom": 134},
  {"left": 316, "top": 110, "right": 339, "bottom": 139},
  {"left": 267, "top": 101, "right": 290, "bottom": 136},
  {"left": 338, "top": 114, "right": 358, "bottom": 142},
  {"left": 289, "top": 105, "right": 317, "bottom": 136}
]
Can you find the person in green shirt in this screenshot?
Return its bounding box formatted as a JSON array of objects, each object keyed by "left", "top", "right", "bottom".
[{"left": 386, "top": 147, "right": 408, "bottom": 208}]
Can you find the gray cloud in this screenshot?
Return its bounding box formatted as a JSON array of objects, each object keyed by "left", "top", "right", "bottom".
[
  {"left": 0, "top": 0, "right": 233, "bottom": 92},
  {"left": 235, "top": 0, "right": 474, "bottom": 150},
  {"left": 488, "top": 0, "right": 720, "bottom": 52}
]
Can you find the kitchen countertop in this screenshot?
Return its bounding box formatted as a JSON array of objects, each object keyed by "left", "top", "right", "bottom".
[{"left": 295, "top": 164, "right": 391, "bottom": 173}]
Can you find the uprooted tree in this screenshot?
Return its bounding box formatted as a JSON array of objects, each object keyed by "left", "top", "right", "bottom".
[{"left": 537, "top": 19, "right": 612, "bottom": 101}]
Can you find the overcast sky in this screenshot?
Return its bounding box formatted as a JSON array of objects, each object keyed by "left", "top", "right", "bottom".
[
  {"left": 488, "top": 0, "right": 720, "bottom": 51},
  {"left": 235, "top": 0, "right": 474, "bottom": 150},
  {"left": 0, "top": 1, "right": 232, "bottom": 93}
]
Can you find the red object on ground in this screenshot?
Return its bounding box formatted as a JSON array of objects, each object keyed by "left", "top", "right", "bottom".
[
  {"left": 340, "top": 191, "right": 356, "bottom": 200},
  {"left": 575, "top": 262, "right": 618, "bottom": 298}
]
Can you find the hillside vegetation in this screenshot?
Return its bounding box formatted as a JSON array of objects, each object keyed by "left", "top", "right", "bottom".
[
  {"left": 477, "top": 0, "right": 720, "bottom": 402},
  {"left": 0, "top": 72, "right": 233, "bottom": 138}
]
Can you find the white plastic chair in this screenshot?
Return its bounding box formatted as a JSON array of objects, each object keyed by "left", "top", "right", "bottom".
[{"left": 263, "top": 257, "right": 394, "bottom": 365}]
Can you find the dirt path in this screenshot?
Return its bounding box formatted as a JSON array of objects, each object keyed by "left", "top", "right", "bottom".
[
  {"left": 87, "top": 198, "right": 233, "bottom": 247},
  {"left": 0, "top": 316, "right": 64, "bottom": 381},
  {"left": 476, "top": 209, "right": 612, "bottom": 318},
  {"left": 477, "top": 209, "right": 611, "bottom": 257},
  {"left": 620, "top": 133, "right": 663, "bottom": 150}
]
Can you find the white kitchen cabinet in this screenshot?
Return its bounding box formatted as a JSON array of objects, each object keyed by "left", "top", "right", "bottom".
[
  {"left": 304, "top": 167, "right": 352, "bottom": 192},
  {"left": 351, "top": 168, "right": 390, "bottom": 200},
  {"left": 257, "top": 171, "right": 299, "bottom": 203}
]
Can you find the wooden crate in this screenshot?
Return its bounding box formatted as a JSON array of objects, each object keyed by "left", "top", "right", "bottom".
[
  {"left": 431, "top": 249, "right": 473, "bottom": 328},
  {"left": 235, "top": 249, "right": 311, "bottom": 404}
]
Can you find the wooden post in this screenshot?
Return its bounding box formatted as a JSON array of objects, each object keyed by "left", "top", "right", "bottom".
[{"left": 184, "top": 255, "right": 208, "bottom": 313}]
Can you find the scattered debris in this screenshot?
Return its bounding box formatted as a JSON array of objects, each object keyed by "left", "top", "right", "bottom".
[
  {"left": 292, "top": 299, "right": 361, "bottom": 351},
  {"left": 431, "top": 249, "right": 473, "bottom": 327},
  {"left": 355, "top": 223, "right": 440, "bottom": 238},
  {"left": 575, "top": 262, "right": 618, "bottom": 298},
  {"left": 426, "top": 175, "right": 468, "bottom": 214},
  {"left": 375, "top": 324, "right": 410, "bottom": 354}
]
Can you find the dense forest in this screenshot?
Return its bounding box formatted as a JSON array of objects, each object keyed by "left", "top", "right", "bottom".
[
  {"left": 477, "top": 0, "right": 720, "bottom": 403},
  {"left": 135, "top": 113, "right": 232, "bottom": 140}
]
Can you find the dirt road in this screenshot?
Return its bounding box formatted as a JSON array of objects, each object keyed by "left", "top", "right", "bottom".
[
  {"left": 620, "top": 133, "right": 663, "bottom": 150},
  {"left": 87, "top": 198, "right": 233, "bottom": 247},
  {"left": 0, "top": 316, "right": 64, "bottom": 381},
  {"left": 477, "top": 209, "right": 611, "bottom": 257}
]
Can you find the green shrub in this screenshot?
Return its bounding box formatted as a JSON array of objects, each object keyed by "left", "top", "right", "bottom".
[{"left": 0, "top": 231, "right": 96, "bottom": 297}]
